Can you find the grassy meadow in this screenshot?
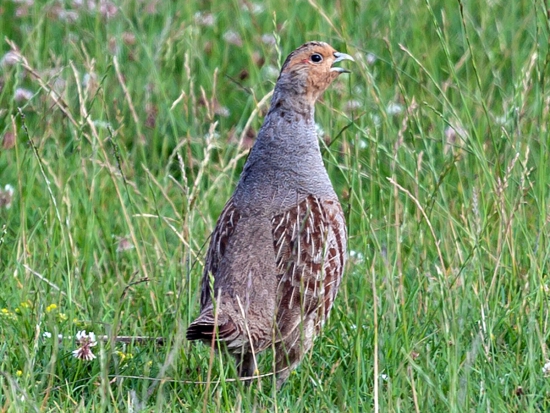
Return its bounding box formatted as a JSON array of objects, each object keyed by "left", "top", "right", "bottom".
[{"left": 1, "top": 0, "right": 550, "bottom": 411}]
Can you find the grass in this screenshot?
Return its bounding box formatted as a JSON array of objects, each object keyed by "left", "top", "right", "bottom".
[{"left": 0, "top": 0, "right": 549, "bottom": 411}]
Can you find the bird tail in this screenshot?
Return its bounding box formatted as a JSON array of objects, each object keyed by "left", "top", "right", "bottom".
[{"left": 186, "top": 310, "right": 240, "bottom": 344}]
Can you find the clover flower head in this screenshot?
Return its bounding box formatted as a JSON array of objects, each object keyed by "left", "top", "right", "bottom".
[{"left": 72, "top": 330, "right": 98, "bottom": 361}]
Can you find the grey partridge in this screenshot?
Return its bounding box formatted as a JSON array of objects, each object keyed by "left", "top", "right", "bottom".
[{"left": 186, "top": 41, "right": 352, "bottom": 387}]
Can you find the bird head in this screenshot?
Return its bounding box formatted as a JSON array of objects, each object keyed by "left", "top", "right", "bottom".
[{"left": 276, "top": 41, "right": 354, "bottom": 105}]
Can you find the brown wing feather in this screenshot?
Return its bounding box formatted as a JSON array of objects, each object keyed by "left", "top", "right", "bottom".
[
  {"left": 271, "top": 195, "right": 346, "bottom": 342},
  {"left": 187, "top": 200, "right": 242, "bottom": 343},
  {"left": 199, "top": 200, "right": 241, "bottom": 308}
]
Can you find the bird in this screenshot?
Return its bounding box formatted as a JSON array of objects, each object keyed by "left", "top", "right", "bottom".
[{"left": 186, "top": 41, "right": 352, "bottom": 387}]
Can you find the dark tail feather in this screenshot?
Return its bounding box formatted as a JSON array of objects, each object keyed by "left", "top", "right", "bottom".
[
  {"left": 188, "top": 312, "right": 255, "bottom": 384},
  {"left": 186, "top": 322, "right": 215, "bottom": 341},
  {"left": 186, "top": 311, "right": 239, "bottom": 343}
]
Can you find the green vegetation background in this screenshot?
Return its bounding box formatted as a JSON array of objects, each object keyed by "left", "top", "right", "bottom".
[{"left": 0, "top": 0, "right": 549, "bottom": 411}]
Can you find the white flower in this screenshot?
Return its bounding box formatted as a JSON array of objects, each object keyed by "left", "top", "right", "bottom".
[
  {"left": 349, "top": 250, "right": 365, "bottom": 262},
  {"left": 366, "top": 53, "right": 377, "bottom": 65},
  {"left": 315, "top": 123, "right": 325, "bottom": 139},
  {"left": 14, "top": 88, "right": 33, "bottom": 102},
  {"left": 261, "top": 34, "right": 276, "bottom": 46},
  {"left": 82, "top": 72, "right": 98, "bottom": 89},
  {"left": 386, "top": 102, "right": 403, "bottom": 116},
  {"left": 0, "top": 184, "right": 15, "bottom": 209},
  {"left": 4, "top": 184, "right": 14, "bottom": 195},
  {"left": 444, "top": 123, "right": 467, "bottom": 155},
  {"left": 495, "top": 115, "right": 508, "bottom": 126},
  {"left": 57, "top": 10, "right": 79, "bottom": 22},
  {"left": 194, "top": 12, "right": 215, "bottom": 27},
  {"left": 42, "top": 331, "right": 52, "bottom": 338},
  {"left": 72, "top": 330, "right": 97, "bottom": 361},
  {"left": 345, "top": 100, "right": 362, "bottom": 111},
  {"left": 370, "top": 113, "right": 381, "bottom": 127},
  {"left": 444, "top": 124, "right": 467, "bottom": 142},
  {"left": 223, "top": 30, "right": 243, "bottom": 47},
  {"left": 99, "top": 1, "right": 117, "bottom": 19},
  {"left": 244, "top": 3, "right": 265, "bottom": 14},
  {"left": 0, "top": 51, "right": 23, "bottom": 68},
  {"left": 116, "top": 237, "right": 134, "bottom": 252},
  {"left": 262, "top": 65, "right": 279, "bottom": 80},
  {"left": 92, "top": 120, "right": 111, "bottom": 129},
  {"left": 543, "top": 360, "right": 550, "bottom": 376},
  {"left": 214, "top": 105, "right": 230, "bottom": 118}
]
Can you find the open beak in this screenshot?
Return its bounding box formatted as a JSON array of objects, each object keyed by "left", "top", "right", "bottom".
[{"left": 331, "top": 51, "right": 354, "bottom": 73}]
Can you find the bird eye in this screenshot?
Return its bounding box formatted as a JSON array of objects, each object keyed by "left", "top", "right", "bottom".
[{"left": 310, "top": 53, "right": 323, "bottom": 63}]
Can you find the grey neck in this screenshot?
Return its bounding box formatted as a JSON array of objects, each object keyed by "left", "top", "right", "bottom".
[{"left": 233, "top": 88, "right": 336, "bottom": 213}]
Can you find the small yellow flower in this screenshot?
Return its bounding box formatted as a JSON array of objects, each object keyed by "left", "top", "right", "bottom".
[
  {"left": 58, "top": 313, "right": 68, "bottom": 321},
  {"left": 46, "top": 304, "right": 58, "bottom": 313},
  {"left": 116, "top": 351, "right": 134, "bottom": 362},
  {"left": 146, "top": 360, "right": 153, "bottom": 367},
  {"left": 20, "top": 302, "right": 30, "bottom": 309},
  {"left": 16, "top": 370, "right": 23, "bottom": 377},
  {"left": 1, "top": 308, "right": 16, "bottom": 320}
]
